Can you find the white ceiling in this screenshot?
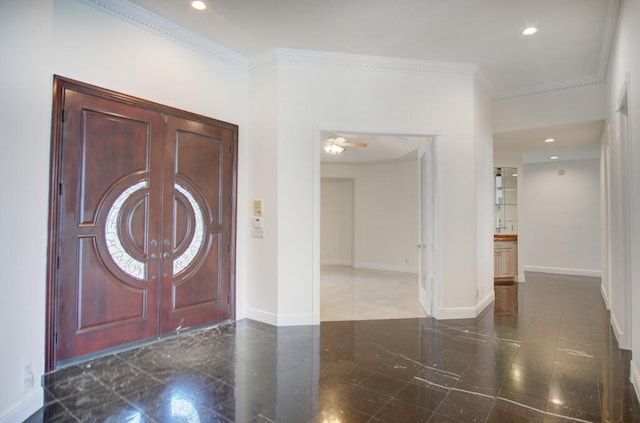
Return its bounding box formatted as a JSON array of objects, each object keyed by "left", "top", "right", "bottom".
[
  {"left": 494, "top": 120, "right": 604, "bottom": 163},
  {"left": 127, "top": 0, "right": 618, "bottom": 163}
]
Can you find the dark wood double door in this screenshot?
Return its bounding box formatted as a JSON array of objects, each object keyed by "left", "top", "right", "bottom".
[{"left": 48, "top": 77, "right": 237, "bottom": 367}]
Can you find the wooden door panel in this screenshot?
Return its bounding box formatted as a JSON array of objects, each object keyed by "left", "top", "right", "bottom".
[
  {"left": 160, "top": 116, "right": 235, "bottom": 333},
  {"left": 57, "top": 88, "right": 163, "bottom": 362},
  {"left": 76, "top": 237, "right": 147, "bottom": 328},
  {"left": 50, "top": 77, "right": 237, "bottom": 367}
]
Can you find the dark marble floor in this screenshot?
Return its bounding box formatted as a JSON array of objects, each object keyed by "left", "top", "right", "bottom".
[{"left": 28, "top": 273, "right": 640, "bottom": 422}]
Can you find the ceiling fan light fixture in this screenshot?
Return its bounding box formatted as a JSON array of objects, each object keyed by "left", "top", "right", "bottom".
[
  {"left": 191, "top": 1, "right": 207, "bottom": 11},
  {"left": 327, "top": 136, "right": 346, "bottom": 145},
  {"left": 522, "top": 26, "right": 538, "bottom": 36},
  {"left": 323, "top": 142, "right": 345, "bottom": 155}
]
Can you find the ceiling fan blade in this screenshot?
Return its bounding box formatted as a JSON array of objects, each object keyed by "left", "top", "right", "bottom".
[{"left": 341, "top": 142, "right": 367, "bottom": 148}]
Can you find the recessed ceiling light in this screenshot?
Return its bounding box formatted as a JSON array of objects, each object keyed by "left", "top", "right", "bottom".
[
  {"left": 191, "top": 1, "right": 206, "bottom": 11},
  {"left": 523, "top": 27, "right": 538, "bottom": 36},
  {"left": 545, "top": 138, "right": 555, "bottom": 143},
  {"left": 550, "top": 156, "right": 559, "bottom": 160},
  {"left": 512, "top": 173, "right": 518, "bottom": 177}
]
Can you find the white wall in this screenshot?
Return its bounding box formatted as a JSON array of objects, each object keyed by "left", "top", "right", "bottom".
[
  {"left": 474, "top": 81, "right": 495, "bottom": 309},
  {"left": 0, "top": 2, "right": 53, "bottom": 420},
  {"left": 0, "top": 1, "right": 250, "bottom": 420},
  {"left": 521, "top": 159, "right": 601, "bottom": 276},
  {"left": 320, "top": 178, "right": 354, "bottom": 265},
  {"left": 247, "top": 61, "right": 279, "bottom": 324},
  {"left": 605, "top": 0, "right": 640, "bottom": 398},
  {"left": 250, "top": 52, "right": 493, "bottom": 323},
  {"left": 321, "top": 160, "right": 419, "bottom": 272}
]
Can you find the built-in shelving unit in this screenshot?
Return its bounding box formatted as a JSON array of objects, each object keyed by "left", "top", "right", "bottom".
[{"left": 494, "top": 167, "right": 517, "bottom": 234}]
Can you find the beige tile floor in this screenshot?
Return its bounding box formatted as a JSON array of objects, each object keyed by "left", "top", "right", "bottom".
[{"left": 320, "top": 264, "right": 428, "bottom": 321}]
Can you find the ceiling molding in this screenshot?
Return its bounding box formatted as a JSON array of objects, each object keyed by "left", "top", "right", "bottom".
[
  {"left": 80, "top": 0, "right": 248, "bottom": 69},
  {"left": 251, "top": 48, "right": 481, "bottom": 79},
  {"left": 494, "top": 75, "right": 605, "bottom": 101}
]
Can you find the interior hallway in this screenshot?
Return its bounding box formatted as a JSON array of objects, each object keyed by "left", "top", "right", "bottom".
[
  {"left": 27, "top": 272, "right": 639, "bottom": 422},
  {"left": 321, "top": 265, "right": 427, "bottom": 321}
]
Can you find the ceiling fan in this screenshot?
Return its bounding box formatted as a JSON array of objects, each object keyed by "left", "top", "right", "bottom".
[{"left": 323, "top": 135, "right": 367, "bottom": 155}]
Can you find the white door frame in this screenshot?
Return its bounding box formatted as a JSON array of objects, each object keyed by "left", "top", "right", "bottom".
[{"left": 312, "top": 127, "right": 441, "bottom": 324}]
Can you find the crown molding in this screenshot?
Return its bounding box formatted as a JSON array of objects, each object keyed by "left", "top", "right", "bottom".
[
  {"left": 495, "top": 74, "right": 606, "bottom": 101},
  {"left": 251, "top": 48, "right": 483, "bottom": 79},
  {"left": 80, "top": 0, "right": 248, "bottom": 69}
]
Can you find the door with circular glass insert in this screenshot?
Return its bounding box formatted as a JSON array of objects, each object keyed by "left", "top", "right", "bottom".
[{"left": 52, "top": 79, "right": 237, "bottom": 365}]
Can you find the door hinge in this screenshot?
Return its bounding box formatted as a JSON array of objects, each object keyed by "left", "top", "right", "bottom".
[
  {"left": 55, "top": 332, "right": 59, "bottom": 345},
  {"left": 59, "top": 183, "right": 63, "bottom": 196},
  {"left": 163, "top": 114, "right": 168, "bottom": 124},
  {"left": 227, "top": 244, "right": 231, "bottom": 254},
  {"left": 227, "top": 294, "right": 230, "bottom": 304},
  {"left": 61, "top": 110, "right": 65, "bottom": 123},
  {"left": 56, "top": 256, "right": 60, "bottom": 270}
]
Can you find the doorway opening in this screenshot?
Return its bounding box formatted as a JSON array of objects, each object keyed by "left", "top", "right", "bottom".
[{"left": 316, "top": 131, "right": 436, "bottom": 322}]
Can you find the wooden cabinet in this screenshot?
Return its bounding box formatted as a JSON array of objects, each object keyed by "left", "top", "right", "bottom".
[{"left": 494, "top": 238, "right": 517, "bottom": 281}]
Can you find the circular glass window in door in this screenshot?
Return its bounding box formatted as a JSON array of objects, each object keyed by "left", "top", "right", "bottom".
[
  {"left": 104, "top": 180, "right": 148, "bottom": 280},
  {"left": 173, "top": 183, "right": 206, "bottom": 275}
]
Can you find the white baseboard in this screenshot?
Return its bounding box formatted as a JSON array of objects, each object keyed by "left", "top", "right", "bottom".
[
  {"left": 523, "top": 265, "right": 601, "bottom": 278},
  {"left": 0, "top": 388, "right": 43, "bottom": 423},
  {"left": 517, "top": 273, "right": 526, "bottom": 283},
  {"left": 354, "top": 262, "right": 418, "bottom": 274},
  {"left": 630, "top": 360, "right": 640, "bottom": 403},
  {"left": 432, "top": 291, "right": 495, "bottom": 320},
  {"left": 432, "top": 306, "right": 476, "bottom": 320},
  {"left": 246, "top": 307, "right": 277, "bottom": 326},
  {"left": 276, "top": 313, "right": 316, "bottom": 326},
  {"left": 320, "top": 259, "right": 352, "bottom": 266},
  {"left": 610, "top": 312, "right": 624, "bottom": 347},
  {"left": 600, "top": 283, "right": 610, "bottom": 310},
  {"left": 476, "top": 291, "right": 495, "bottom": 316},
  {"left": 246, "top": 308, "right": 318, "bottom": 326}
]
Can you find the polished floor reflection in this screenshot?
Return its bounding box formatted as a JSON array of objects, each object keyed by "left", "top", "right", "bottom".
[
  {"left": 321, "top": 265, "right": 427, "bottom": 321},
  {"left": 29, "top": 273, "right": 639, "bottom": 422}
]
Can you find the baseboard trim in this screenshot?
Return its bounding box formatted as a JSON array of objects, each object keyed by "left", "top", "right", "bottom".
[
  {"left": 630, "top": 360, "right": 640, "bottom": 404},
  {"left": 476, "top": 291, "right": 495, "bottom": 316},
  {"left": 277, "top": 313, "right": 316, "bottom": 327},
  {"left": 0, "top": 388, "right": 43, "bottom": 423},
  {"left": 600, "top": 283, "right": 610, "bottom": 310},
  {"left": 610, "top": 312, "right": 624, "bottom": 347},
  {"left": 246, "top": 308, "right": 318, "bottom": 327},
  {"left": 433, "top": 306, "right": 476, "bottom": 320},
  {"left": 523, "top": 265, "right": 601, "bottom": 277},
  {"left": 246, "top": 307, "right": 277, "bottom": 326},
  {"left": 354, "top": 262, "right": 418, "bottom": 274},
  {"left": 320, "top": 259, "right": 352, "bottom": 266}
]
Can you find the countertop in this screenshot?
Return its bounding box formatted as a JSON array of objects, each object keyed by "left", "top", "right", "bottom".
[{"left": 494, "top": 234, "right": 517, "bottom": 240}]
